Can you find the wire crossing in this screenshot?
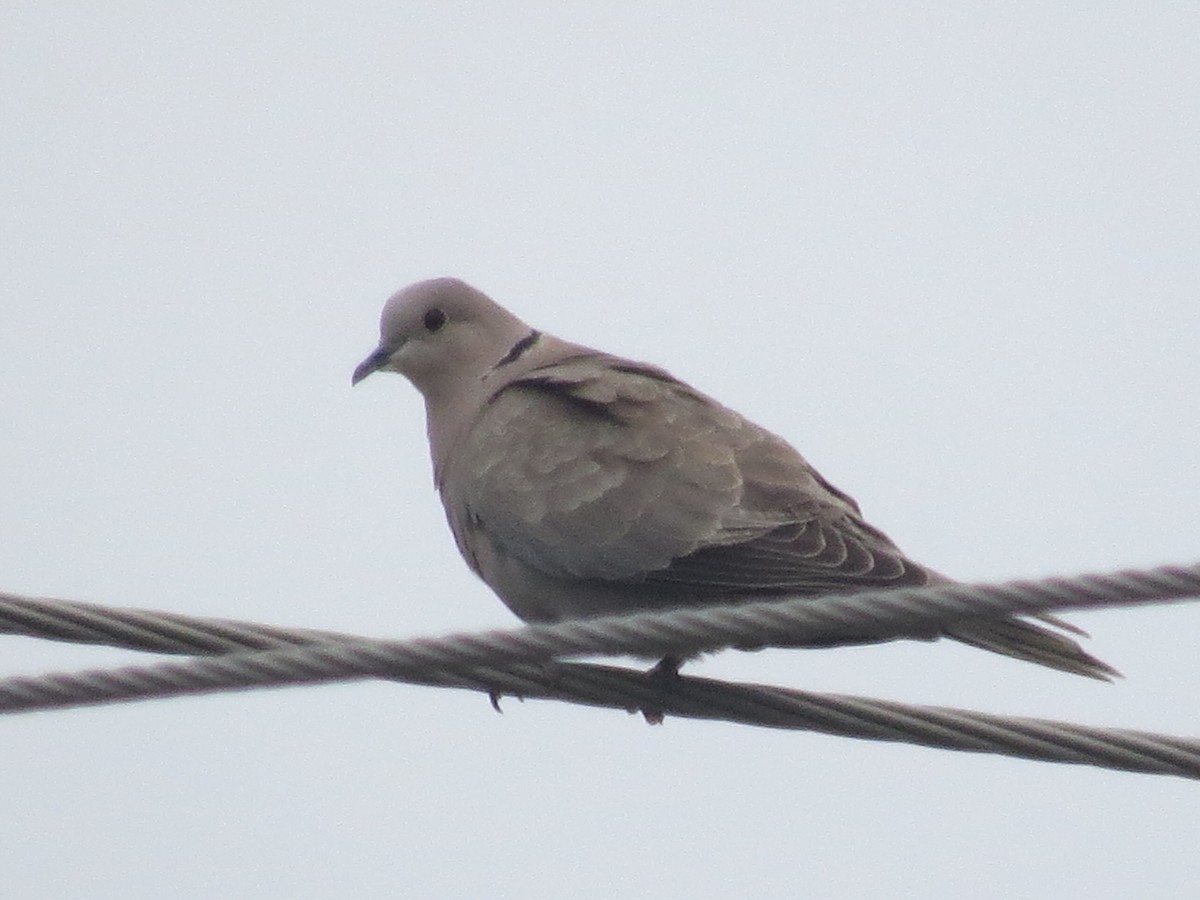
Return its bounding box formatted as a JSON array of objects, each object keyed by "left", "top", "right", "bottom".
[{"left": 1, "top": 562, "right": 1197, "bottom": 778}]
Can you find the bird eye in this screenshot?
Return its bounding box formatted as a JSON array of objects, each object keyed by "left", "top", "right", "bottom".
[{"left": 423, "top": 308, "right": 447, "bottom": 332}]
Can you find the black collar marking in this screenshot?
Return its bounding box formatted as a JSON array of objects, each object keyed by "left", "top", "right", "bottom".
[{"left": 494, "top": 329, "right": 542, "bottom": 368}]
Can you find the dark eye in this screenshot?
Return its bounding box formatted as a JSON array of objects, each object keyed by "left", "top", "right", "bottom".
[{"left": 423, "top": 307, "right": 447, "bottom": 332}]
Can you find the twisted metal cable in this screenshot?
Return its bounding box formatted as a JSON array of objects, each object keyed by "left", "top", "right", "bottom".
[
  {"left": 4, "top": 562, "right": 1198, "bottom": 690},
  {"left": 1, "top": 561, "right": 1198, "bottom": 778},
  {"left": 4, "top": 647, "right": 1197, "bottom": 777}
]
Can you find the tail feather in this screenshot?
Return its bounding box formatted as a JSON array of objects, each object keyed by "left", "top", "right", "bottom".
[
  {"left": 1032, "top": 612, "right": 1090, "bottom": 638},
  {"left": 945, "top": 617, "right": 1120, "bottom": 681}
]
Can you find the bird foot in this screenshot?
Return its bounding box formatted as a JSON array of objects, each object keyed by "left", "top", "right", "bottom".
[{"left": 637, "top": 655, "right": 682, "bottom": 725}]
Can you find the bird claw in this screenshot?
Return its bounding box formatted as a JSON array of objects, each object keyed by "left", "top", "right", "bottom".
[{"left": 637, "top": 655, "right": 682, "bottom": 725}]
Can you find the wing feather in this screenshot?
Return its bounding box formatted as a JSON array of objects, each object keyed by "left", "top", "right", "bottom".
[{"left": 447, "top": 354, "right": 931, "bottom": 594}]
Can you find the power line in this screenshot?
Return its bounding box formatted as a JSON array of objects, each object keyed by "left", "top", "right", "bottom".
[{"left": 1, "top": 561, "right": 1197, "bottom": 777}]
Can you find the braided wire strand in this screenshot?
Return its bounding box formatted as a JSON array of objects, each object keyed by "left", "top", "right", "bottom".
[
  {"left": 0, "top": 644, "right": 1197, "bottom": 778},
  {"left": 4, "top": 563, "right": 1199, "bottom": 672},
  {"left": 0, "top": 561, "right": 1198, "bottom": 778}
]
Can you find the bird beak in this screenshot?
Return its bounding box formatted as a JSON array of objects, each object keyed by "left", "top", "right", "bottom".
[{"left": 352, "top": 345, "right": 396, "bottom": 386}]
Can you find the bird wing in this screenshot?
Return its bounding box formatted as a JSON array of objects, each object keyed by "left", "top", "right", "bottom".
[
  {"left": 446, "top": 353, "right": 931, "bottom": 595},
  {"left": 441, "top": 350, "right": 1116, "bottom": 679}
]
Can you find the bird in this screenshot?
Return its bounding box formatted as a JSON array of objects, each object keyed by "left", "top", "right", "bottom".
[{"left": 352, "top": 277, "right": 1116, "bottom": 680}]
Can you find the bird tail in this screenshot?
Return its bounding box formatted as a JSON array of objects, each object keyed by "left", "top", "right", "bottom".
[{"left": 944, "top": 616, "right": 1120, "bottom": 681}]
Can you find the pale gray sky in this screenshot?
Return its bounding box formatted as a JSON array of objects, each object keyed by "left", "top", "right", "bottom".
[{"left": 3, "top": 5, "right": 1198, "bottom": 899}]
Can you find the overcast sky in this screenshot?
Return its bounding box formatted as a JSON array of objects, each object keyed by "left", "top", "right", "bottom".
[{"left": 3, "top": 5, "right": 1199, "bottom": 899}]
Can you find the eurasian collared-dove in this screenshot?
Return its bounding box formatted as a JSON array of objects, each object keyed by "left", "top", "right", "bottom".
[{"left": 353, "top": 277, "right": 1116, "bottom": 679}]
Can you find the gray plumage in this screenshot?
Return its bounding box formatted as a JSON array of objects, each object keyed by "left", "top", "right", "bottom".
[{"left": 353, "top": 277, "right": 1116, "bottom": 679}]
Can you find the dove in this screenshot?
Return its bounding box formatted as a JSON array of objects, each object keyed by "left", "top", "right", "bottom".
[{"left": 353, "top": 277, "right": 1116, "bottom": 679}]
